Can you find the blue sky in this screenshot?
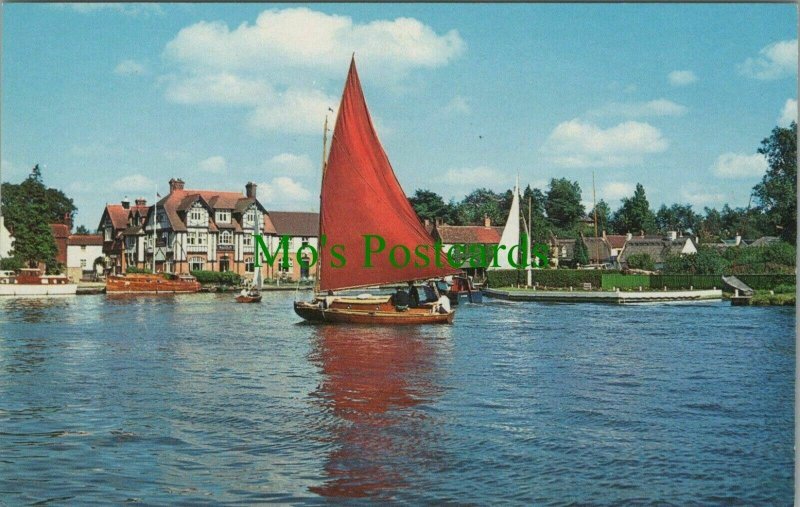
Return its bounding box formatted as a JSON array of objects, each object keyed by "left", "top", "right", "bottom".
[{"left": 2, "top": 3, "right": 797, "bottom": 228}]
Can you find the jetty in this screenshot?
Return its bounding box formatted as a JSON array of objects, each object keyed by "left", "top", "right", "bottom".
[
  {"left": 483, "top": 287, "right": 722, "bottom": 304},
  {"left": 723, "top": 275, "right": 755, "bottom": 306}
]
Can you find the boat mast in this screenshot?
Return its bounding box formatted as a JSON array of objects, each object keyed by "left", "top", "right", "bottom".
[
  {"left": 592, "top": 171, "right": 598, "bottom": 265},
  {"left": 153, "top": 186, "right": 157, "bottom": 273},
  {"left": 314, "top": 115, "right": 329, "bottom": 294}
]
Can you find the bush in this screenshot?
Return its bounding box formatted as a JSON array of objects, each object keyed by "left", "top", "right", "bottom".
[
  {"left": 486, "top": 269, "right": 525, "bottom": 287},
  {"left": 627, "top": 253, "right": 655, "bottom": 271},
  {"left": 126, "top": 266, "right": 152, "bottom": 274},
  {"left": 663, "top": 247, "right": 728, "bottom": 274},
  {"left": 772, "top": 284, "right": 795, "bottom": 294},
  {"left": 724, "top": 242, "right": 796, "bottom": 274},
  {"left": 735, "top": 274, "right": 796, "bottom": 290},
  {"left": 0, "top": 256, "right": 23, "bottom": 271},
  {"left": 191, "top": 270, "right": 242, "bottom": 285}
]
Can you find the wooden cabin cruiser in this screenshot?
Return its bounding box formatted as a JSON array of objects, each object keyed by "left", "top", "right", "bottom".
[
  {"left": 293, "top": 58, "right": 459, "bottom": 325},
  {"left": 0, "top": 268, "right": 77, "bottom": 296},
  {"left": 105, "top": 273, "right": 201, "bottom": 294},
  {"left": 447, "top": 275, "right": 483, "bottom": 305}
]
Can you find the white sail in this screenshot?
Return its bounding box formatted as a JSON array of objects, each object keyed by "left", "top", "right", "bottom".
[
  {"left": 254, "top": 266, "right": 263, "bottom": 290},
  {"left": 490, "top": 177, "right": 521, "bottom": 270}
]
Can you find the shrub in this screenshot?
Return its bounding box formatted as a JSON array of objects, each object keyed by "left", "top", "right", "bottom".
[
  {"left": 190, "top": 270, "right": 242, "bottom": 285},
  {"left": 126, "top": 266, "right": 152, "bottom": 274},
  {"left": 772, "top": 284, "right": 796, "bottom": 294},
  {"left": 0, "top": 256, "right": 23, "bottom": 271},
  {"left": 627, "top": 253, "right": 655, "bottom": 271}
]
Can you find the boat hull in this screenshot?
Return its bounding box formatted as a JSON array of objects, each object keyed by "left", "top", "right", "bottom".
[
  {"left": 236, "top": 295, "right": 262, "bottom": 303},
  {"left": 294, "top": 297, "right": 454, "bottom": 325},
  {"left": 105, "top": 274, "right": 201, "bottom": 294},
  {"left": 0, "top": 284, "right": 77, "bottom": 296}
]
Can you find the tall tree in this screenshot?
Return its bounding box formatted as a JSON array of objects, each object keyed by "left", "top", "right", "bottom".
[
  {"left": 589, "top": 199, "right": 611, "bottom": 234},
  {"left": 522, "top": 185, "right": 548, "bottom": 240},
  {"left": 74, "top": 225, "right": 91, "bottom": 235},
  {"left": 455, "top": 188, "right": 506, "bottom": 226},
  {"left": 699, "top": 207, "right": 723, "bottom": 241},
  {"left": 573, "top": 237, "right": 589, "bottom": 265},
  {"left": 544, "top": 178, "right": 584, "bottom": 230},
  {"left": 612, "top": 183, "right": 656, "bottom": 234},
  {"left": 656, "top": 203, "right": 698, "bottom": 235},
  {"left": 753, "top": 122, "right": 797, "bottom": 243},
  {"left": 409, "top": 189, "right": 457, "bottom": 224}
]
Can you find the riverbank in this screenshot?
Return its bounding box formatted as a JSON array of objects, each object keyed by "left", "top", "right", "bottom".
[{"left": 484, "top": 287, "right": 722, "bottom": 304}]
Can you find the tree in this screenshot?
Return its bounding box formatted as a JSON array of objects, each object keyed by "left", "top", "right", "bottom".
[
  {"left": 656, "top": 203, "right": 698, "bottom": 235},
  {"left": 699, "top": 207, "right": 723, "bottom": 241},
  {"left": 663, "top": 247, "right": 728, "bottom": 274},
  {"left": 1, "top": 165, "right": 75, "bottom": 271},
  {"left": 522, "top": 185, "right": 548, "bottom": 240},
  {"left": 589, "top": 199, "right": 611, "bottom": 234},
  {"left": 612, "top": 183, "right": 656, "bottom": 234},
  {"left": 545, "top": 178, "right": 584, "bottom": 230},
  {"left": 753, "top": 122, "right": 797, "bottom": 243},
  {"left": 626, "top": 253, "right": 655, "bottom": 271},
  {"left": 455, "top": 188, "right": 506, "bottom": 226},
  {"left": 573, "top": 237, "right": 589, "bottom": 265},
  {"left": 409, "top": 189, "right": 457, "bottom": 224},
  {"left": 74, "top": 225, "right": 91, "bottom": 235}
]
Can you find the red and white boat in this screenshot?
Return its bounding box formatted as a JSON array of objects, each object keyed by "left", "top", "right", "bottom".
[{"left": 0, "top": 268, "right": 78, "bottom": 296}]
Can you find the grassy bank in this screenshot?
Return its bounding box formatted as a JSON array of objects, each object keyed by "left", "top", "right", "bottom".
[{"left": 749, "top": 290, "right": 796, "bottom": 306}]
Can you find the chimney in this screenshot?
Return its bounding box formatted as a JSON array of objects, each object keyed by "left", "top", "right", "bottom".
[
  {"left": 667, "top": 231, "right": 677, "bottom": 241},
  {"left": 424, "top": 219, "right": 431, "bottom": 229},
  {"left": 435, "top": 217, "right": 443, "bottom": 227},
  {"left": 168, "top": 178, "right": 185, "bottom": 193},
  {"left": 63, "top": 212, "right": 72, "bottom": 231},
  {"left": 121, "top": 196, "right": 130, "bottom": 209},
  {"left": 602, "top": 230, "right": 607, "bottom": 239},
  {"left": 735, "top": 233, "right": 741, "bottom": 246},
  {"left": 484, "top": 215, "right": 491, "bottom": 228},
  {"left": 625, "top": 232, "right": 633, "bottom": 241},
  {"left": 640, "top": 230, "right": 645, "bottom": 238},
  {"left": 245, "top": 182, "right": 257, "bottom": 199},
  {"left": 135, "top": 198, "right": 147, "bottom": 207}
]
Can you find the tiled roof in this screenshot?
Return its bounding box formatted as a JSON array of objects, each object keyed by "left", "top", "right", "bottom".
[
  {"left": 605, "top": 234, "right": 627, "bottom": 249},
  {"left": 268, "top": 211, "right": 319, "bottom": 237},
  {"left": 583, "top": 237, "right": 612, "bottom": 261},
  {"left": 68, "top": 234, "right": 103, "bottom": 246},
  {"left": 103, "top": 205, "right": 130, "bottom": 230},
  {"left": 434, "top": 225, "right": 503, "bottom": 244},
  {"left": 156, "top": 188, "right": 254, "bottom": 232},
  {"left": 49, "top": 224, "right": 70, "bottom": 239}
]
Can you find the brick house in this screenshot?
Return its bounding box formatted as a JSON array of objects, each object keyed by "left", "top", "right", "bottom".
[
  {"left": 98, "top": 197, "right": 150, "bottom": 275},
  {"left": 263, "top": 211, "right": 319, "bottom": 281}
]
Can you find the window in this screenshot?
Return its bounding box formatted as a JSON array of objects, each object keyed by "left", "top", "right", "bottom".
[
  {"left": 243, "top": 235, "right": 253, "bottom": 247},
  {"left": 104, "top": 227, "right": 112, "bottom": 241},
  {"left": 245, "top": 257, "right": 254, "bottom": 273},
  {"left": 278, "top": 256, "right": 294, "bottom": 273},
  {"left": 81, "top": 245, "right": 86, "bottom": 251},
  {"left": 219, "top": 256, "right": 230, "bottom": 272},
  {"left": 189, "top": 256, "right": 204, "bottom": 271},
  {"left": 220, "top": 231, "right": 233, "bottom": 244},
  {"left": 245, "top": 211, "right": 256, "bottom": 223},
  {"left": 187, "top": 231, "right": 207, "bottom": 245},
  {"left": 216, "top": 211, "right": 231, "bottom": 223},
  {"left": 80, "top": 259, "right": 87, "bottom": 268}
]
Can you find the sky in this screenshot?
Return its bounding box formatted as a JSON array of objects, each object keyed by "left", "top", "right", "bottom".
[{"left": 1, "top": 3, "right": 797, "bottom": 229}]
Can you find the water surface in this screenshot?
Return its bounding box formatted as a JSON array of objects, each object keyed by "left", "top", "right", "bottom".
[{"left": 0, "top": 293, "right": 794, "bottom": 504}]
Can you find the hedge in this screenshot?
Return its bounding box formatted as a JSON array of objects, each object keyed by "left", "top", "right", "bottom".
[
  {"left": 190, "top": 270, "right": 242, "bottom": 285},
  {"left": 649, "top": 274, "right": 721, "bottom": 290},
  {"left": 487, "top": 269, "right": 603, "bottom": 288},
  {"left": 601, "top": 274, "right": 650, "bottom": 290},
  {"left": 735, "top": 274, "right": 796, "bottom": 290}
]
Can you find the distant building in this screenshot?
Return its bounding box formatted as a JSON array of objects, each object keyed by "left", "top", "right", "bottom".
[
  {"left": 98, "top": 197, "right": 150, "bottom": 275},
  {"left": 431, "top": 217, "right": 504, "bottom": 277},
  {"left": 49, "top": 220, "right": 71, "bottom": 266},
  {"left": 66, "top": 234, "right": 104, "bottom": 281},
  {"left": 617, "top": 232, "right": 697, "bottom": 270},
  {"left": 264, "top": 211, "right": 319, "bottom": 281},
  {"left": 747, "top": 236, "right": 781, "bottom": 247},
  {"left": 0, "top": 216, "right": 13, "bottom": 259}
]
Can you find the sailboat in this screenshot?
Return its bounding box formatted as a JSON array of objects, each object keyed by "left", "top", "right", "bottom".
[
  {"left": 236, "top": 266, "right": 262, "bottom": 303},
  {"left": 293, "top": 57, "right": 460, "bottom": 325}
]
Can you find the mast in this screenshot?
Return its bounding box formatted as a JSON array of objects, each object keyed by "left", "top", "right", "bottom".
[
  {"left": 314, "top": 115, "right": 329, "bottom": 294},
  {"left": 592, "top": 171, "right": 598, "bottom": 265}
]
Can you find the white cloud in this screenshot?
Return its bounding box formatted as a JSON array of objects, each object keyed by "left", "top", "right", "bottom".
[
  {"left": 114, "top": 59, "right": 147, "bottom": 76},
  {"left": 113, "top": 174, "right": 154, "bottom": 191},
  {"left": 738, "top": 39, "right": 798, "bottom": 80},
  {"left": 668, "top": 70, "right": 697, "bottom": 86},
  {"left": 711, "top": 152, "right": 768, "bottom": 179},
  {"left": 1, "top": 159, "right": 16, "bottom": 179},
  {"left": 161, "top": 8, "right": 464, "bottom": 135},
  {"left": 258, "top": 176, "right": 313, "bottom": 207},
  {"left": 681, "top": 185, "right": 725, "bottom": 208},
  {"left": 247, "top": 89, "right": 338, "bottom": 135},
  {"left": 778, "top": 98, "right": 797, "bottom": 127},
  {"left": 588, "top": 99, "right": 687, "bottom": 118},
  {"left": 162, "top": 73, "right": 270, "bottom": 106},
  {"left": 443, "top": 95, "right": 470, "bottom": 114},
  {"left": 58, "top": 3, "right": 163, "bottom": 16},
  {"left": 198, "top": 156, "right": 227, "bottom": 174},
  {"left": 438, "top": 166, "right": 509, "bottom": 187},
  {"left": 541, "top": 119, "right": 669, "bottom": 168},
  {"left": 264, "top": 153, "right": 314, "bottom": 174},
  {"left": 600, "top": 182, "right": 634, "bottom": 203}
]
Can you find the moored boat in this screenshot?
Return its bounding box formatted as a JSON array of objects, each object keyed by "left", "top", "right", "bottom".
[
  {"left": 0, "top": 268, "right": 78, "bottom": 296},
  {"left": 293, "top": 57, "right": 460, "bottom": 325},
  {"left": 236, "top": 293, "right": 262, "bottom": 303},
  {"left": 447, "top": 275, "right": 483, "bottom": 305},
  {"left": 105, "top": 273, "right": 201, "bottom": 294}
]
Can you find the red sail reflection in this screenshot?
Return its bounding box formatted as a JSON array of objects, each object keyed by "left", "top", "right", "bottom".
[{"left": 308, "top": 325, "right": 446, "bottom": 499}]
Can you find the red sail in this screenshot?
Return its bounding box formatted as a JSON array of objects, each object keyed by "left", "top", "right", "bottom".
[{"left": 319, "top": 58, "right": 459, "bottom": 292}]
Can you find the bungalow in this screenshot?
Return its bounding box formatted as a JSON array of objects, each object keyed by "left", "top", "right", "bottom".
[
  {"left": 263, "top": 211, "right": 319, "bottom": 282},
  {"left": 66, "top": 234, "right": 104, "bottom": 281},
  {"left": 617, "top": 232, "right": 697, "bottom": 270}
]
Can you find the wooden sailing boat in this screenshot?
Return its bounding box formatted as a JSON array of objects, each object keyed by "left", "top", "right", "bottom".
[{"left": 294, "top": 57, "right": 460, "bottom": 325}]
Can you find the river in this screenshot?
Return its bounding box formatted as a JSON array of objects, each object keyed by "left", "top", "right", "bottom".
[{"left": 0, "top": 293, "right": 794, "bottom": 504}]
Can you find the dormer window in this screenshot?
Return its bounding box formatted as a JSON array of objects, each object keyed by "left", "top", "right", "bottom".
[
  {"left": 216, "top": 211, "right": 231, "bottom": 223},
  {"left": 190, "top": 210, "right": 202, "bottom": 222},
  {"left": 245, "top": 211, "right": 256, "bottom": 224}
]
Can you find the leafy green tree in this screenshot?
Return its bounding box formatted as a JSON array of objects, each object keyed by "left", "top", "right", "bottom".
[
  {"left": 74, "top": 225, "right": 91, "bottom": 235},
  {"left": 626, "top": 253, "right": 655, "bottom": 271},
  {"left": 753, "top": 122, "right": 797, "bottom": 243},
  {"left": 663, "top": 246, "right": 728, "bottom": 274},
  {"left": 612, "top": 183, "right": 656, "bottom": 234},
  {"left": 409, "top": 189, "right": 457, "bottom": 224},
  {"left": 1, "top": 165, "right": 75, "bottom": 271},
  {"left": 522, "top": 185, "right": 548, "bottom": 240},
  {"left": 589, "top": 199, "right": 611, "bottom": 234},
  {"left": 545, "top": 178, "right": 584, "bottom": 230},
  {"left": 573, "top": 237, "right": 589, "bottom": 265},
  {"left": 656, "top": 203, "right": 698, "bottom": 235},
  {"left": 699, "top": 207, "right": 723, "bottom": 241},
  {"left": 455, "top": 188, "right": 506, "bottom": 225}
]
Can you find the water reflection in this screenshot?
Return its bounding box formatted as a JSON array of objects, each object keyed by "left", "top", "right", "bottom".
[{"left": 308, "top": 325, "right": 447, "bottom": 499}]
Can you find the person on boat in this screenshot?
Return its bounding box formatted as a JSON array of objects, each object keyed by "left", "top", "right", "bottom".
[
  {"left": 407, "top": 281, "right": 420, "bottom": 308},
  {"left": 436, "top": 293, "right": 451, "bottom": 314},
  {"left": 423, "top": 282, "right": 437, "bottom": 303},
  {"left": 394, "top": 287, "right": 410, "bottom": 311}
]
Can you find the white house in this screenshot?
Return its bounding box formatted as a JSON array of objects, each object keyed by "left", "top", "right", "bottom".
[{"left": 66, "top": 235, "right": 104, "bottom": 281}]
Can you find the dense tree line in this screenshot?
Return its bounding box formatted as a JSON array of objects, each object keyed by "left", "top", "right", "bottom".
[{"left": 410, "top": 122, "right": 796, "bottom": 244}]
